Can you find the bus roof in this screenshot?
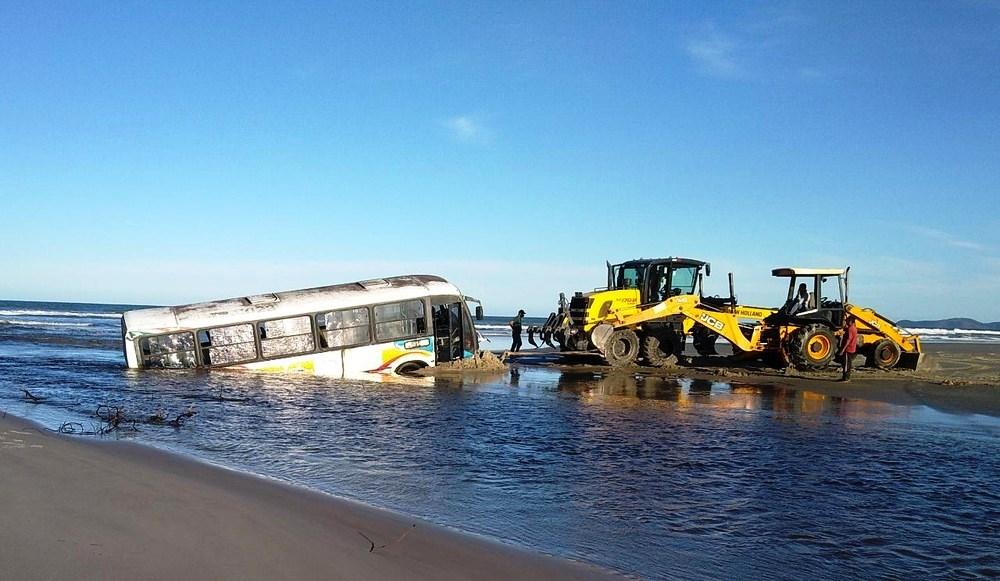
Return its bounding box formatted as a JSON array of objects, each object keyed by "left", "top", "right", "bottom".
[{"left": 123, "top": 274, "right": 462, "bottom": 335}]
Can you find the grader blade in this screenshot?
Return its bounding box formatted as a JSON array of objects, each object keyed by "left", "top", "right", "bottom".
[{"left": 591, "top": 323, "right": 614, "bottom": 355}]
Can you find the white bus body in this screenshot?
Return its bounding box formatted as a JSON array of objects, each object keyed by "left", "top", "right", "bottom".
[{"left": 121, "top": 275, "right": 480, "bottom": 378}]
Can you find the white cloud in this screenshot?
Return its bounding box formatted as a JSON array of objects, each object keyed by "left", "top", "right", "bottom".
[
  {"left": 908, "top": 226, "right": 986, "bottom": 251},
  {"left": 683, "top": 13, "right": 828, "bottom": 83},
  {"left": 443, "top": 115, "right": 493, "bottom": 144},
  {"left": 684, "top": 25, "right": 740, "bottom": 78}
]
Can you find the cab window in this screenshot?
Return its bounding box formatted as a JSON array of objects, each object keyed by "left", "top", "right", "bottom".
[
  {"left": 670, "top": 266, "right": 698, "bottom": 296},
  {"left": 617, "top": 267, "right": 643, "bottom": 290}
]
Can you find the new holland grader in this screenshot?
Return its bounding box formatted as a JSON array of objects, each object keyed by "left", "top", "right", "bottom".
[
  {"left": 590, "top": 266, "right": 923, "bottom": 371},
  {"left": 527, "top": 257, "right": 773, "bottom": 365}
]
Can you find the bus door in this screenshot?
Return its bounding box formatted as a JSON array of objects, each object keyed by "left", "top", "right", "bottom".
[{"left": 432, "top": 299, "right": 464, "bottom": 363}]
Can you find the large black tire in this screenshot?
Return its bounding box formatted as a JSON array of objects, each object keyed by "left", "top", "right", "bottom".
[
  {"left": 604, "top": 329, "right": 641, "bottom": 367},
  {"left": 643, "top": 332, "right": 682, "bottom": 367},
  {"left": 692, "top": 327, "right": 719, "bottom": 356},
  {"left": 787, "top": 324, "right": 836, "bottom": 370},
  {"left": 867, "top": 338, "right": 901, "bottom": 370}
]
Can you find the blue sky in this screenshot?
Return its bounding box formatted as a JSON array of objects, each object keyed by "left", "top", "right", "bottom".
[{"left": 1, "top": 1, "right": 998, "bottom": 320}]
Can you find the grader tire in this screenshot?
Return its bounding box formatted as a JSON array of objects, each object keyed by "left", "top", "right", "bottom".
[
  {"left": 788, "top": 324, "right": 836, "bottom": 370},
  {"left": 868, "top": 338, "right": 902, "bottom": 370},
  {"left": 643, "top": 333, "right": 681, "bottom": 367},
  {"left": 692, "top": 327, "right": 719, "bottom": 356},
  {"left": 604, "top": 329, "right": 641, "bottom": 367}
]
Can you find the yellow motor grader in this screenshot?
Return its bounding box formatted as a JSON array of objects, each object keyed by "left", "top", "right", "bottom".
[
  {"left": 591, "top": 267, "right": 923, "bottom": 371},
  {"left": 527, "top": 257, "right": 773, "bottom": 365}
]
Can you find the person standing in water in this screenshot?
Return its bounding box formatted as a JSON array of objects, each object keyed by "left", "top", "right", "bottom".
[{"left": 510, "top": 309, "right": 525, "bottom": 352}]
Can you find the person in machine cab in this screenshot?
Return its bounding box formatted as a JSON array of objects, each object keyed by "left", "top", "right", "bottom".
[{"left": 785, "top": 283, "right": 810, "bottom": 316}]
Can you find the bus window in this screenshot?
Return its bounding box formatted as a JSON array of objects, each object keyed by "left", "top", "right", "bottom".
[
  {"left": 374, "top": 300, "right": 426, "bottom": 342},
  {"left": 198, "top": 324, "right": 257, "bottom": 366},
  {"left": 140, "top": 332, "right": 196, "bottom": 368},
  {"left": 258, "top": 316, "right": 315, "bottom": 358},
  {"left": 316, "top": 307, "right": 370, "bottom": 348}
]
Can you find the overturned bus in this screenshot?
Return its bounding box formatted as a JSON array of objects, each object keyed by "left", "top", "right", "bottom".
[{"left": 121, "top": 275, "right": 483, "bottom": 377}]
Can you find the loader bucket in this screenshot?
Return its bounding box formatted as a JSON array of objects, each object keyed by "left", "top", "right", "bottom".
[{"left": 897, "top": 352, "right": 923, "bottom": 370}]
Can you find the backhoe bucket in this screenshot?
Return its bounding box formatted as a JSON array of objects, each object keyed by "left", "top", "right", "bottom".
[{"left": 898, "top": 352, "right": 924, "bottom": 371}]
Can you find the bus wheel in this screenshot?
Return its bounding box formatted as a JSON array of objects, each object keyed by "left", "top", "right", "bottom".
[
  {"left": 604, "top": 329, "right": 640, "bottom": 367},
  {"left": 868, "top": 339, "right": 901, "bottom": 370},
  {"left": 643, "top": 332, "right": 681, "bottom": 367},
  {"left": 788, "top": 324, "right": 836, "bottom": 370},
  {"left": 396, "top": 361, "right": 428, "bottom": 376}
]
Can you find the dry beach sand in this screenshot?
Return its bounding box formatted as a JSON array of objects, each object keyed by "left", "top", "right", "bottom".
[{"left": 0, "top": 414, "right": 616, "bottom": 581}]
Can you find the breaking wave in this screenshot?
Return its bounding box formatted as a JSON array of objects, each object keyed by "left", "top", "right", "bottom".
[
  {"left": 0, "top": 319, "right": 94, "bottom": 328},
  {"left": 904, "top": 328, "right": 1000, "bottom": 343},
  {"left": 0, "top": 309, "right": 121, "bottom": 319}
]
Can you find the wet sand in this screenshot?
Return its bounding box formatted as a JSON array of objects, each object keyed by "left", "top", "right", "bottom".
[
  {"left": 499, "top": 342, "right": 1000, "bottom": 417},
  {"left": 0, "top": 414, "right": 615, "bottom": 581}
]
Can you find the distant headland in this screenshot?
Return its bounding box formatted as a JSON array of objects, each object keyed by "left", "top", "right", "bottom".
[{"left": 899, "top": 318, "right": 1000, "bottom": 331}]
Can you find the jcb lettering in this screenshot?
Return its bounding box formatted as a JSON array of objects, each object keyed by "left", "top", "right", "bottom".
[{"left": 698, "top": 313, "right": 725, "bottom": 332}]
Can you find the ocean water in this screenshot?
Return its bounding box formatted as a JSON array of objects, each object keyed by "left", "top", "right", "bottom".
[
  {"left": 1, "top": 300, "right": 999, "bottom": 579},
  {"left": 476, "top": 315, "right": 549, "bottom": 350}
]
